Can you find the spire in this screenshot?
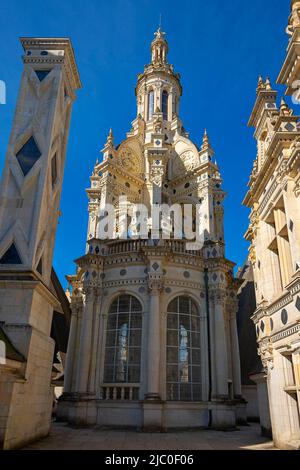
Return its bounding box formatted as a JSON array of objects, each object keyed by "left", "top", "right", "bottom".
[
  {"left": 265, "top": 77, "right": 272, "bottom": 90},
  {"left": 101, "top": 128, "right": 115, "bottom": 156},
  {"left": 107, "top": 128, "right": 114, "bottom": 146},
  {"left": 280, "top": 97, "right": 293, "bottom": 116},
  {"left": 256, "top": 76, "right": 265, "bottom": 94},
  {"left": 201, "top": 128, "right": 210, "bottom": 151},
  {"left": 151, "top": 27, "right": 169, "bottom": 65}
]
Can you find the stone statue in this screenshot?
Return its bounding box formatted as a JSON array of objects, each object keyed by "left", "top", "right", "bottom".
[{"left": 286, "top": 1, "right": 300, "bottom": 36}]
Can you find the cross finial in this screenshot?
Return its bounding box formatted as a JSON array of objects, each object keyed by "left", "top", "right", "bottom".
[{"left": 159, "top": 13, "right": 162, "bottom": 29}]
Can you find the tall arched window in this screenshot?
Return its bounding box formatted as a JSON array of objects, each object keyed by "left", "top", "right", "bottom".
[
  {"left": 147, "top": 90, "right": 154, "bottom": 121},
  {"left": 162, "top": 90, "right": 168, "bottom": 121},
  {"left": 166, "top": 296, "right": 201, "bottom": 401},
  {"left": 104, "top": 294, "right": 142, "bottom": 383}
]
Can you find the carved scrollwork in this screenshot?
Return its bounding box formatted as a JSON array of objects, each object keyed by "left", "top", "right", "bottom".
[
  {"left": 173, "top": 150, "right": 199, "bottom": 177},
  {"left": 258, "top": 339, "right": 274, "bottom": 372},
  {"left": 150, "top": 166, "right": 164, "bottom": 186}
]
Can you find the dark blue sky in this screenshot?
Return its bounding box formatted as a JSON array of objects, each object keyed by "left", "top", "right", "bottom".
[{"left": 0, "top": 0, "right": 293, "bottom": 287}]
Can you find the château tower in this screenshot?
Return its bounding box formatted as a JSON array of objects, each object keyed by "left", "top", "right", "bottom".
[
  {"left": 0, "top": 38, "right": 81, "bottom": 449},
  {"left": 58, "top": 29, "right": 244, "bottom": 431}
]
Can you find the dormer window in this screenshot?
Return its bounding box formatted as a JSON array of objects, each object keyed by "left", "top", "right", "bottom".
[
  {"left": 148, "top": 90, "right": 154, "bottom": 121},
  {"left": 162, "top": 90, "right": 168, "bottom": 121}
]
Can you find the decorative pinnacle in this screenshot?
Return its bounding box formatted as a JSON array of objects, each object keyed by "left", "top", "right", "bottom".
[
  {"left": 265, "top": 77, "right": 272, "bottom": 91},
  {"left": 280, "top": 97, "right": 293, "bottom": 116},
  {"left": 256, "top": 76, "right": 264, "bottom": 94},
  {"left": 202, "top": 129, "right": 210, "bottom": 151},
  {"left": 106, "top": 128, "right": 114, "bottom": 147}
]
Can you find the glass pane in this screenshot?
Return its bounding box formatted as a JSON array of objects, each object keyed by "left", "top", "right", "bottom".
[
  {"left": 118, "top": 295, "right": 131, "bottom": 312},
  {"left": 167, "top": 314, "right": 178, "bottom": 330},
  {"left": 167, "top": 298, "right": 178, "bottom": 313},
  {"left": 167, "top": 365, "right": 178, "bottom": 382},
  {"left": 179, "top": 314, "right": 190, "bottom": 330},
  {"left": 167, "top": 383, "right": 179, "bottom": 401},
  {"left": 105, "top": 330, "right": 116, "bottom": 347},
  {"left": 148, "top": 91, "right": 154, "bottom": 121},
  {"left": 128, "top": 366, "right": 140, "bottom": 383},
  {"left": 191, "top": 314, "right": 200, "bottom": 332},
  {"left": 107, "top": 314, "right": 118, "bottom": 330},
  {"left": 117, "top": 314, "right": 129, "bottom": 329},
  {"left": 103, "top": 367, "right": 114, "bottom": 383},
  {"left": 129, "top": 348, "right": 140, "bottom": 364},
  {"left": 104, "top": 347, "right": 115, "bottom": 365},
  {"left": 191, "top": 348, "right": 201, "bottom": 364},
  {"left": 179, "top": 297, "right": 190, "bottom": 313},
  {"left": 162, "top": 91, "right": 168, "bottom": 121},
  {"left": 129, "top": 329, "right": 142, "bottom": 347},
  {"left": 130, "top": 314, "right": 142, "bottom": 329},
  {"left": 180, "top": 383, "right": 192, "bottom": 401},
  {"left": 131, "top": 297, "right": 142, "bottom": 312},
  {"left": 192, "top": 366, "right": 201, "bottom": 383},
  {"left": 192, "top": 384, "right": 202, "bottom": 401},
  {"left": 191, "top": 332, "right": 200, "bottom": 348},
  {"left": 167, "top": 347, "right": 178, "bottom": 364},
  {"left": 109, "top": 299, "right": 119, "bottom": 313},
  {"left": 167, "top": 330, "right": 178, "bottom": 346}
]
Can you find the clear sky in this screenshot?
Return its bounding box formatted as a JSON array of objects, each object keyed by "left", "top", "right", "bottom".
[{"left": 0, "top": 0, "right": 293, "bottom": 288}]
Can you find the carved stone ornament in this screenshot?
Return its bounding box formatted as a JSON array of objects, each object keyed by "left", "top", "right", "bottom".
[
  {"left": 173, "top": 150, "right": 198, "bottom": 176},
  {"left": 259, "top": 339, "right": 274, "bottom": 372},
  {"left": 286, "top": 1, "right": 300, "bottom": 36},
  {"left": 150, "top": 166, "right": 164, "bottom": 186},
  {"left": 119, "top": 148, "right": 140, "bottom": 173},
  {"left": 153, "top": 115, "right": 163, "bottom": 133}
]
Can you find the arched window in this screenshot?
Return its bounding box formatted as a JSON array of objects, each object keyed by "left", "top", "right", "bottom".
[
  {"left": 166, "top": 296, "right": 201, "bottom": 401},
  {"left": 162, "top": 90, "right": 168, "bottom": 121},
  {"left": 104, "top": 294, "right": 142, "bottom": 383},
  {"left": 147, "top": 90, "right": 154, "bottom": 121}
]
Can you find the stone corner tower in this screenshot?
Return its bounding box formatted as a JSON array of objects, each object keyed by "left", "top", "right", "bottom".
[{"left": 0, "top": 37, "right": 81, "bottom": 450}]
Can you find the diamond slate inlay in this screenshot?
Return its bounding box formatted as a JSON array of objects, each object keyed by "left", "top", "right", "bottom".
[
  {"left": 152, "top": 262, "right": 159, "bottom": 271},
  {"left": 281, "top": 309, "right": 288, "bottom": 325},
  {"left": 0, "top": 243, "right": 22, "bottom": 264},
  {"left": 285, "top": 122, "right": 294, "bottom": 132},
  {"left": 35, "top": 69, "right": 51, "bottom": 82},
  {"left": 16, "top": 136, "right": 42, "bottom": 176}
]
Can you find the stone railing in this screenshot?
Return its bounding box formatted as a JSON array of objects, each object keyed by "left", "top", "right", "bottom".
[
  {"left": 106, "top": 238, "right": 202, "bottom": 256},
  {"left": 100, "top": 384, "right": 140, "bottom": 401}
]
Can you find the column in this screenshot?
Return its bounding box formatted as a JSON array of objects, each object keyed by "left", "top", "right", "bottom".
[
  {"left": 88, "top": 288, "right": 103, "bottom": 394},
  {"left": 145, "top": 278, "right": 163, "bottom": 400},
  {"left": 230, "top": 311, "right": 242, "bottom": 398},
  {"left": 75, "top": 286, "right": 95, "bottom": 394},
  {"left": 63, "top": 306, "right": 78, "bottom": 393},
  {"left": 213, "top": 290, "right": 229, "bottom": 398}
]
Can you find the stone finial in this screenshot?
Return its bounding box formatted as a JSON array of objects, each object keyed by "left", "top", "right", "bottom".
[
  {"left": 107, "top": 128, "right": 114, "bottom": 146},
  {"left": 265, "top": 77, "right": 272, "bottom": 91},
  {"left": 201, "top": 129, "right": 210, "bottom": 151},
  {"left": 256, "top": 76, "right": 265, "bottom": 94},
  {"left": 280, "top": 98, "right": 293, "bottom": 116}
]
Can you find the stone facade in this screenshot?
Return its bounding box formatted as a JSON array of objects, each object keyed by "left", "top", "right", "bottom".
[
  {"left": 243, "top": 1, "right": 300, "bottom": 450},
  {"left": 58, "top": 29, "right": 245, "bottom": 431},
  {"left": 0, "top": 38, "right": 80, "bottom": 449}
]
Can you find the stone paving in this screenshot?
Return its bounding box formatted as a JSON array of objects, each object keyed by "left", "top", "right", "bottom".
[{"left": 23, "top": 422, "right": 276, "bottom": 450}]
